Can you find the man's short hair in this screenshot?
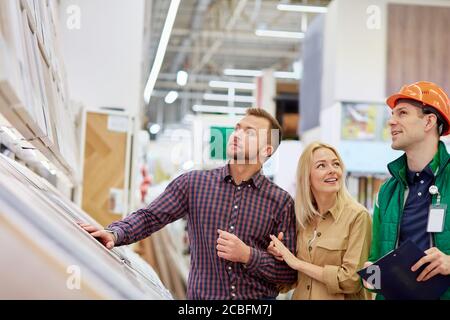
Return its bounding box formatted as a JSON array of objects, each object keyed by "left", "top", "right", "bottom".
[{"left": 245, "top": 107, "right": 283, "bottom": 152}]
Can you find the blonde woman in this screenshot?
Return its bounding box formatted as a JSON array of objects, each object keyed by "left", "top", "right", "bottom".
[{"left": 268, "top": 142, "right": 372, "bottom": 300}]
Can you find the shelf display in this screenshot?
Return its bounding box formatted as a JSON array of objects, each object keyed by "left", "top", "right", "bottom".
[
  {"left": 0, "top": 0, "right": 79, "bottom": 181},
  {"left": 0, "top": 153, "right": 172, "bottom": 299}
]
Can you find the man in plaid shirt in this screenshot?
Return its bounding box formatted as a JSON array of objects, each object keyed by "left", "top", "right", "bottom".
[{"left": 80, "top": 108, "right": 297, "bottom": 299}]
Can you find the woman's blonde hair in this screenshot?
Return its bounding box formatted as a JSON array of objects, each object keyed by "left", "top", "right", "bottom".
[{"left": 295, "top": 141, "right": 354, "bottom": 229}]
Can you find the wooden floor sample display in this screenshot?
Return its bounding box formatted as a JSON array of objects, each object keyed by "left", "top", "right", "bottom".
[
  {"left": 82, "top": 112, "right": 129, "bottom": 227},
  {"left": 0, "top": 154, "right": 172, "bottom": 299}
]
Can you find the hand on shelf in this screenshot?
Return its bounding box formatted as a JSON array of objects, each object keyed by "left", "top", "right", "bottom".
[{"left": 77, "top": 221, "right": 115, "bottom": 249}]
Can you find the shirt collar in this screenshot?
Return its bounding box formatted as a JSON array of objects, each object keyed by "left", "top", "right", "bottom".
[
  {"left": 327, "top": 200, "right": 341, "bottom": 222},
  {"left": 406, "top": 154, "right": 438, "bottom": 185},
  {"left": 406, "top": 165, "right": 433, "bottom": 185},
  {"left": 220, "top": 163, "right": 264, "bottom": 189}
]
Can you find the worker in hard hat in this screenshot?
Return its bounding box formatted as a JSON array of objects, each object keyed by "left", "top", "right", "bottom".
[{"left": 363, "top": 81, "right": 450, "bottom": 299}]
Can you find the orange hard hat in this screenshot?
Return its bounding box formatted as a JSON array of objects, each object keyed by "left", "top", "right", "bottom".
[{"left": 386, "top": 81, "right": 450, "bottom": 136}]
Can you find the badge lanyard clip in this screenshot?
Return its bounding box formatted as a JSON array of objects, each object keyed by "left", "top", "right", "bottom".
[
  {"left": 429, "top": 185, "right": 441, "bottom": 206},
  {"left": 428, "top": 185, "right": 446, "bottom": 233}
]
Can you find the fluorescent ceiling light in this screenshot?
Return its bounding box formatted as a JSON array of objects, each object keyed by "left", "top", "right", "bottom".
[
  {"left": 165, "top": 91, "right": 179, "bottom": 104},
  {"left": 143, "top": 0, "right": 181, "bottom": 104},
  {"left": 203, "top": 93, "right": 255, "bottom": 103},
  {"left": 223, "top": 69, "right": 263, "bottom": 77},
  {"left": 209, "top": 80, "right": 255, "bottom": 90},
  {"left": 177, "top": 70, "right": 188, "bottom": 86},
  {"left": 149, "top": 124, "right": 161, "bottom": 134},
  {"left": 277, "top": 3, "right": 328, "bottom": 13},
  {"left": 193, "top": 105, "right": 248, "bottom": 114},
  {"left": 255, "top": 29, "right": 305, "bottom": 39},
  {"left": 223, "top": 68, "right": 301, "bottom": 79}
]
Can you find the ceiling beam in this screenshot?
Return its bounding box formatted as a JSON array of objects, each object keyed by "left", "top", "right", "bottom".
[
  {"left": 151, "top": 90, "right": 252, "bottom": 104},
  {"left": 171, "top": 29, "right": 301, "bottom": 43},
  {"left": 166, "top": 45, "right": 298, "bottom": 58},
  {"left": 169, "top": 0, "right": 213, "bottom": 73},
  {"left": 191, "top": 0, "right": 249, "bottom": 74},
  {"left": 155, "top": 80, "right": 258, "bottom": 92},
  {"left": 155, "top": 81, "right": 212, "bottom": 91}
]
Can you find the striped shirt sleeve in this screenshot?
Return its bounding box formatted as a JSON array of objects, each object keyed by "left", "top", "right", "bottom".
[{"left": 108, "top": 172, "right": 190, "bottom": 245}]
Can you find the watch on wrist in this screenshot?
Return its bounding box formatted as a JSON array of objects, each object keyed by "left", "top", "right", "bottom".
[{"left": 104, "top": 229, "right": 118, "bottom": 243}]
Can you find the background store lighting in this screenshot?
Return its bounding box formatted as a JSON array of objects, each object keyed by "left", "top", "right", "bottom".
[
  {"left": 164, "top": 91, "right": 179, "bottom": 104},
  {"left": 143, "top": 0, "right": 181, "bottom": 103},
  {"left": 223, "top": 68, "right": 301, "bottom": 79},
  {"left": 255, "top": 29, "right": 305, "bottom": 39},
  {"left": 149, "top": 124, "right": 161, "bottom": 134},
  {"left": 209, "top": 80, "right": 255, "bottom": 90},
  {"left": 192, "top": 105, "right": 248, "bottom": 114},
  {"left": 177, "top": 70, "right": 188, "bottom": 86},
  {"left": 276, "top": 3, "right": 328, "bottom": 13},
  {"left": 223, "top": 69, "right": 262, "bottom": 77},
  {"left": 203, "top": 93, "right": 255, "bottom": 103}
]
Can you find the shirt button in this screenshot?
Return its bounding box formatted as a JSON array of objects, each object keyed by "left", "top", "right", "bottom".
[
  {"left": 229, "top": 226, "right": 235, "bottom": 232},
  {"left": 307, "top": 285, "right": 310, "bottom": 290},
  {"left": 228, "top": 266, "right": 232, "bottom": 271},
  {"left": 418, "top": 192, "right": 422, "bottom": 196},
  {"left": 231, "top": 293, "right": 236, "bottom": 298},
  {"left": 416, "top": 173, "right": 420, "bottom": 177},
  {"left": 317, "top": 232, "right": 321, "bottom": 237},
  {"left": 231, "top": 285, "right": 235, "bottom": 291},
  {"left": 247, "top": 185, "right": 251, "bottom": 188},
  {"left": 420, "top": 180, "right": 424, "bottom": 184},
  {"left": 308, "top": 246, "right": 312, "bottom": 251},
  {"left": 234, "top": 205, "right": 238, "bottom": 209},
  {"left": 237, "top": 187, "right": 241, "bottom": 190}
]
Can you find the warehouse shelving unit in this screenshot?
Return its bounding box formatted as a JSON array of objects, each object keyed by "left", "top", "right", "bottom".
[
  {"left": 0, "top": 152, "right": 172, "bottom": 299},
  {"left": 0, "top": 0, "right": 79, "bottom": 184}
]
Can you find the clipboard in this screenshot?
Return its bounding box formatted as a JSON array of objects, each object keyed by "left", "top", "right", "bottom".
[{"left": 358, "top": 240, "right": 450, "bottom": 300}]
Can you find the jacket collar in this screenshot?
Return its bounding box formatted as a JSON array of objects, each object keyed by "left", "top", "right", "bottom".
[{"left": 387, "top": 141, "right": 449, "bottom": 185}]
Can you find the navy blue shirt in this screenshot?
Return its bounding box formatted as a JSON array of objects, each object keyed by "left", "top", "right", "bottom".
[{"left": 398, "top": 165, "right": 434, "bottom": 252}]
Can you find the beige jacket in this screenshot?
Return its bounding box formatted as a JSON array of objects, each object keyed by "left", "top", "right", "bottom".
[{"left": 288, "top": 200, "right": 372, "bottom": 300}]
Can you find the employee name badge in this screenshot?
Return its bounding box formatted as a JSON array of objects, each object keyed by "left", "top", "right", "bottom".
[{"left": 427, "top": 204, "right": 447, "bottom": 233}]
